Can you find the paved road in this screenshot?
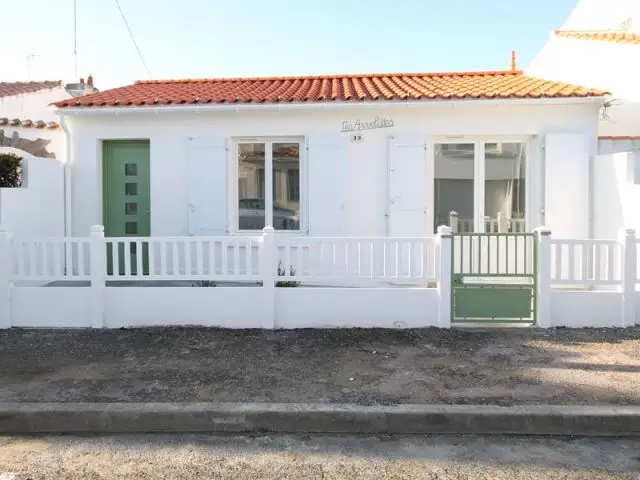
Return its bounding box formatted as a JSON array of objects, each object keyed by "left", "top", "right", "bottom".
[{"left": 0, "top": 434, "right": 638, "bottom": 479}]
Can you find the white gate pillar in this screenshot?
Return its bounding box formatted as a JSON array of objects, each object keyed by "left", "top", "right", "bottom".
[
  {"left": 619, "top": 227, "right": 636, "bottom": 328},
  {"left": 436, "top": 225, "right": 452, "bottom": 328},
  {"left": 89, "top": 225, "right": 106, "bottom": 328},
  {"left": 534, "top": 227, "right": 551, "bottom": 328}
]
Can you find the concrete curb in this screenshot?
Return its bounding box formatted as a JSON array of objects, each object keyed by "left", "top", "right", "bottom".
[{"left": 0, "top": 403, "right": 639, "bottom": 436}]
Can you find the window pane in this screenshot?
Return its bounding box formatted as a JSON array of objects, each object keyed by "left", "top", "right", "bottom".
[
  {"left": 434, "top": 143, "right": 475, "bottom": 233},
  {"left": 125, "top": 164, "right": 137, "bottom": 176},
  {"left": 272, "top": 143, "right": 300, "bottom": 231},
  {"left": 238, "top": 143, "right": 266, "bottom": 230},
  {"left": 125, "top": 183, "right": 137, "bottom": 195},
  {"left": 484, "top": 142, "right": 526, "bottom": 233}
]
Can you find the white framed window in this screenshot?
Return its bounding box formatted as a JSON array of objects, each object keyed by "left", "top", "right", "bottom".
[
  {"left": 233, "top": 137, "right": 304, "bottom": 232},
  {"left": 431, "top": 138, "right": 530, "bottom": 233}
]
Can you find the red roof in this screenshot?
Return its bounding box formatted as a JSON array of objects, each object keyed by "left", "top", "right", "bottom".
[
  {"left": 0, "top": 117, "right": 59, "bottom": 129},
  {"left": 0, "top": 81, "right": 62, "bottom": 99},
  {"left": 555, "top": 30, "right": 640, "bottom": 45},
  {"left": 53, "top": 70, "right": 607, "bottom": 108},
  {"left": 599, "top": 136, "right": 640, "bottom": 140}
]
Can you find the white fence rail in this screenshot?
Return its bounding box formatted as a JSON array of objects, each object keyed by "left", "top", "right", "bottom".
[
  {"left": 550, "top": 239, "right": 622, "bottom": 285},
  {"left": 104, "top": 237, "right": 262, "bottom": 281},
  {"left": 13, "top": 238, "right": 91, "bottom": 281},
  {"left": 276, "top": 237, "right": 437, "bottom": 285},
  {"left": 9, "top": 229, "right": 438, "bottom": 286}
]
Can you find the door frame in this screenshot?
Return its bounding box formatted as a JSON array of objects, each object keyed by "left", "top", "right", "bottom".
[
  {"left": 428, "top": 135, "right": 534, "bottom": 234},
  {"left": 101, "top": 139, "right": 151, "bottom": 236}
]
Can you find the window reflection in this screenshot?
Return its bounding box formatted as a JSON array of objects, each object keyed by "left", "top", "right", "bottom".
[
  {"left": 272, "top": 143, "right": 300, "bottom": 231},
  {"left": 484, "top": 143, "right": 526, "bottom": 233},
  {"left": 434, "top": 143, "right": 474, "bottom": 233},
  {"left": 237, "top": 143, "right": 266, "bottom": 230}
]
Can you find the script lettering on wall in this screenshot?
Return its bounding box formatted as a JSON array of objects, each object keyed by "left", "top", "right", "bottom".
[{"left": 340, "top": 117, "right": 394, "bottom": 133}]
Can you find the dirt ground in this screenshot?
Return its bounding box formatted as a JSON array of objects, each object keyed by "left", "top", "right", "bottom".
[
  {"left": 0, "top": 434, "right": 638, "bottom": 480},
  {"left": 0, "top": 327, "right": 639, "bottom": 405}
]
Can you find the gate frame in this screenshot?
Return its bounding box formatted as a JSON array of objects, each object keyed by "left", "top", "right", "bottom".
[{"left": 450, "top": 231, "right": 538, "bottom": 325}]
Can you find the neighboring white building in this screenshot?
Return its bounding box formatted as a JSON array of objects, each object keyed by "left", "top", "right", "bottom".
[
  {"left": 527, "top": 0, "right": 640, "bottom": 238},
  {"left": 0, "top": 77, "right": 98, "bottom": 236},
  {"left": 53, "top": 69, "right": 606, "bottom": 241}
]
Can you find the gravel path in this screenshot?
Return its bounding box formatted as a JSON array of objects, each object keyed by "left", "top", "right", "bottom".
[
  {"left": 1, "top": 327, "right": 638, "bottom": 405},
  {"left": 0, "top": 434, "right": 638, "bottom": 479}
]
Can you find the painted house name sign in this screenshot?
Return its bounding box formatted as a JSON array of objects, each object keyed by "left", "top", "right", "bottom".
[{"left": 340, "top": 117, "right": 394, "bottom": 133}]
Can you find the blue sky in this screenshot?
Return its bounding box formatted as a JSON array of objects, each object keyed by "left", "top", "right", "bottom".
[{"left": 1, "top": 0, "right": 578, "bottom": 90}]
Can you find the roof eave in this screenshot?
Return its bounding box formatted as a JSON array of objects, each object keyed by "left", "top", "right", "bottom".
[{"left": 55, "top": 95, "right": 608, "bottom": 117}]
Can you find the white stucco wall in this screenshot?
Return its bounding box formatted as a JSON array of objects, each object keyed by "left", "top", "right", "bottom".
[
  {"left": 63, "top": 101, "right": 600, "bottom": 239},
  {"left": 526, "top": 0, "right": 640, "bottom": 139},
  {"left": 0, "top": 86, "right": 70, "bottom": 124},
  {"left": 527, "top": 35, "right": 640, "bottom": 138},
  {"left": 0, "top": 146, "right": 64, "bottom": 237}
]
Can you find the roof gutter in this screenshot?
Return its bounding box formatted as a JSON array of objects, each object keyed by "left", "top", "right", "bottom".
[
  {"left": 55, "top": 96, "right": 608, "bottom": 117},
  {"left": 58, "top": 116, "right": 72, "bottom": 238}
]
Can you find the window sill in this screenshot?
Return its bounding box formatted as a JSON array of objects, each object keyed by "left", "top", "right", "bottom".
[{"left": 231, "top": 230, "right": 308, "bottom": 236}]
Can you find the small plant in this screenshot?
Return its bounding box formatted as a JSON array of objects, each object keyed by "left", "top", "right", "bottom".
[
  {"left": 0, "top": 153, "right": 22, "bottom": 188},
  {"left": 276, "top": 262, "right": 299, "bottom": 288},
  {"left": 193, "top": 280, "right": 217, "bottom": 287}
]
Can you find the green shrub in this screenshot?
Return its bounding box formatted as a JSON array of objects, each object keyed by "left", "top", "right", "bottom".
[{"left": 0, "top": 153, "right": 22, "bottom": 188}]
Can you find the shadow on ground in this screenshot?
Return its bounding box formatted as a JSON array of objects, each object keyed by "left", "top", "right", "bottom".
[{"left": 0, "top": 326, "right": 638, "bottom": 406}]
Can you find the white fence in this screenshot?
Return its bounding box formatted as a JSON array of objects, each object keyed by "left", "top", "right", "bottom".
[
  {"left": 1, "top": 225, "right": 639, "bottom": 329},
  {"left": 0, "top": 226, "right": 444, "bottom": 329}
]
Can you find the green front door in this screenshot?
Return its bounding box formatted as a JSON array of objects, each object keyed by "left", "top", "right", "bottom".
[{"left": 102, "top": 140, "right": 150, "bottom": 275}]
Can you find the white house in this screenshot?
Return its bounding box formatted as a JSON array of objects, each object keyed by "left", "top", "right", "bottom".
[
  {"left": 527, "top": 0, "right": 640, "bottom": 238},
  {"left": 54, "top": 68, "right": 606, "bottom": 241},
  {"left": 4, "top": 66, "right": 640, "bottom": 331}
]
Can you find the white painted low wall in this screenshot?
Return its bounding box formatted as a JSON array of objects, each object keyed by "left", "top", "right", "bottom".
[
  {"left": 275, "top": 288, "right": 440, "bottom": 329},
  {"left": 551, "top": 290, "right": 622, "bottom": 328},
  {"left": 0, "top": 149, "right": 64, "bottom": 237},
  {"left": 105, "top": 287, "right": 269, "bottom": 328},
  {"left": 10, "top": 287, "right": 90, "bottom": 328}
]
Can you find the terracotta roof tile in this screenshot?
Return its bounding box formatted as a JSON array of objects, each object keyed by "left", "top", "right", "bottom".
[
  {"left": 0, "top": 81, "right": 62, "bottom": 98},
  {"left": 599, "top": 135, "right": 640, "bottom": 140},
  {"left": 555, "top": 30, "right": 640, "bottom": 45},
  {"left": 0, "top": 117, "right": 59, "bottom": 129},
  {"left": 53, "top": 70, "right": 607, "bottom": 109}
]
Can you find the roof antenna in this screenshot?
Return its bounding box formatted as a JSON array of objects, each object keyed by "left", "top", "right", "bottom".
[
  {"left": 510, "top": 50, "right": 517, "bottom": 71},
  {"left": 26, "top": 54, "right": 40, "bottom": 81},
  {"left": 73, "top": 0, "right": 78, "bottom": 81}
]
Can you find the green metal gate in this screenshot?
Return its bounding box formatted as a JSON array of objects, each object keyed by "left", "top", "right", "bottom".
[{"left": 451, "top": 232, "right": 537, "bottom": 325}]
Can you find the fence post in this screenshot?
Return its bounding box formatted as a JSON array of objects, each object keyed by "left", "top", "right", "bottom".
[
  {"left": 498, "top": 212, "right": 508, "bottom": 233},
  {"left": 534, "top": 227, "right": 552, "bottom": 328},
  {"left": 260, "top": 226, "right": 276, "bottom": 329},
  {"left": 0, "top": 226, "right": 12, "bottom": 329},
  {"left": 89, "top": 225, "right": 106, "bottom": 328},
  {"left": 619, "top": 227, "right": 636, "bottom": 328},
  {"left": 436, "top": 225, "right": 452, "bottom": 329},
  {"left": 449, "top": 211, "right": 458, "bottom": 233}
]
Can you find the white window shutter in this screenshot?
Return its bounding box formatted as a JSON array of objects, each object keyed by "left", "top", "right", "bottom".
[
  {"left": 544, "top": 133, "right": 589, "bottom": 238},
  {"left": 387, "top": 133, "right": 427, "bottom": 237},
  {"left": 307, "top": 134, "right": 348, "bottom": 236},
  {"left": 187, "top": 137, "right": 228, "bottom": 236}
]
